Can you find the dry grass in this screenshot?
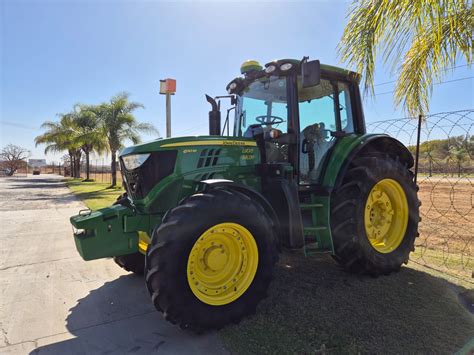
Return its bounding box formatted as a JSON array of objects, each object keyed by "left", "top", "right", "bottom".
[
  {"left": 220, "top": 253, "right": 474, "bottom": 354},
  {"left": 415, "top": 178, "right": 473, "bottom": 278}
]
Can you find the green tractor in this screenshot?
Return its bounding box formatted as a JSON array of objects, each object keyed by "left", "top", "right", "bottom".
[{"left": 71, "top": 58, "right": 419, "bottom": 331}]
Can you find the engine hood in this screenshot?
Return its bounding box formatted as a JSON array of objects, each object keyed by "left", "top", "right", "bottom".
[{"left": 119, "top": 136, "right": 257, "bottom": 157}]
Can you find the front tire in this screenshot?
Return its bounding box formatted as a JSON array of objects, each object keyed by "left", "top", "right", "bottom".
[
  {"left": 330, "top": 155, "right": 420, "bottom": 276},
  {"left": 113, "top": 253, "right": 145, "bottom": 275},
  {"left": 112, "top": 193, "right": 145, "bottom": 275},
  {"left": 145, "top": 189, "right": 278, "bottom": 332}
]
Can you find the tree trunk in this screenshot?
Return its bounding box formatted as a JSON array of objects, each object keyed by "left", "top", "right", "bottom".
[
  {"left": 85, "top": 150, "right": 90, "bottom": 180},
  {"left": 111, "top": 150, "right": 117, "bottom": 187},
  {"left": 75, "top": 151, "right": 81, "bottom": 178},
  {"left": 69, "top": 153, "right": 74, "bottom": 177}
]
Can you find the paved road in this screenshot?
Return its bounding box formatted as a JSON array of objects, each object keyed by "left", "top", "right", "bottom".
[{"left": 0, "top": 175, "right": 226, "bottom": 354}]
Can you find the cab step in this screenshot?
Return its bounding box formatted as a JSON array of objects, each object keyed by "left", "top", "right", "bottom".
[
  {"left": 300, "top": 203, "right": 324, "bottom": 209},
  {"left": 300, "top": 195, "right": 334, "bottom": 256}
]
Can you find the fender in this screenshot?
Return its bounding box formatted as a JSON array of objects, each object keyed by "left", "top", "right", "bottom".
[
  {"left": 322, "top": 134, "right": 414, "bottom": 189},
  {"left": 199, "top": 179, "right": 281, "bottom": 235}
]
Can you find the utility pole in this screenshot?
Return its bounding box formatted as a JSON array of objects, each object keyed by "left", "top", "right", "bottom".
[
  {"left": 166, "top": 93, "right": 171, "bottom": 138},
  {"left": 160, "top": 79, "right": 176, "bottom": 138}
]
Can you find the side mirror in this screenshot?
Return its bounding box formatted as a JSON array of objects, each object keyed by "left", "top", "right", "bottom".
[{"left": 301, "top": 60, "right": 321, "bottom": 88}]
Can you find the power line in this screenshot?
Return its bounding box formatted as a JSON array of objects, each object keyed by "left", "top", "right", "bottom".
[
  {"left": 373, "top": 64, "right": 471, "bottom": 87},
  {"left": 371, "top": 76, "right": 473, "bottom": 97}
]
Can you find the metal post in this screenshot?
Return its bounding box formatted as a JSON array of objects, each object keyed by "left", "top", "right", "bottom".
[
  {"left": 166, "top": 93, "right": 171, "bottom": 138},
  {"left": 414, "top": 114, "right": 423, "bottom": 185}
]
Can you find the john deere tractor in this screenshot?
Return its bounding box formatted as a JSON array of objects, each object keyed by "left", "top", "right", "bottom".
[{"left": 71, "top": 58, "right": 419, "bottom": 331}]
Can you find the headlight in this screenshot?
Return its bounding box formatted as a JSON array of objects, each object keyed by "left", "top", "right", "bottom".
[
  {"left": 122, "top": 153, "right": 150, "bottom": 170},
  {"left": 265, "top": 65, "right": 277, "bottom": 74},
  {"left": 226, "top": 79, "right": 243, "bottom": 94},
  {"left": 227, "top": 82, "right": 237, "bottom": 94},
  {"left": 280, "top": 63, "right": 293, "bottom": 71}
]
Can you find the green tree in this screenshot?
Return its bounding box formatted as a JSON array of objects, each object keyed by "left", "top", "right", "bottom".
[
  {"left": 72, "top": 104, "right": 108, "bottom": 181},
  {"left": 35, "top": 114, "right": 82, "bottom": 178},
  {"left": 96, "top": 93, "right": 157, "bottom": 187},
  {"left": 338, "top": 0, "right": 472, "bottom": 116}
]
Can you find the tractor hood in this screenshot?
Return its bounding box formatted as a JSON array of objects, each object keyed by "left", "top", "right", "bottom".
[
  {"left": 119, "top": 136, "right": 256, "bottom": 156},
  {"left": 118, "top": 135, "right": 259, "bottom": 209}
]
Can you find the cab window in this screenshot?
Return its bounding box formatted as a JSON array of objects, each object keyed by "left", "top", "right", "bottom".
[{"left": 298, "top": 79, "right": 354, "bottom": 184}]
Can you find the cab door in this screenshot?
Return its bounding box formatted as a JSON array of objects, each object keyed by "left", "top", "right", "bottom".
[{"left": 298, "top": 79, "right": 355, "bottom": 185}]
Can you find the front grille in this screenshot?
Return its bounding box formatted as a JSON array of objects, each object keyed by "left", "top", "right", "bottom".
[
  {"left": 197, "top": 148, "right": 221, "bottom": 168},
  {"left": 120, "top": 150, "right": 177, "bottom": 200}
]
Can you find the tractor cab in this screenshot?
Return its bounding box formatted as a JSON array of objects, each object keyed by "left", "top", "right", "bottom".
[
  {"left": 205, "top": 59, "right": 368, "bottom": 250},
  {"left": 224, "top": 59, "right": 364, "bottom": 186}
]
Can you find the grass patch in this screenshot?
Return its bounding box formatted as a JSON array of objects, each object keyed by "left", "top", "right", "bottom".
[
  {"left": 220, "top": 252, "right": 474, "bottom": 354},
  {"left": 65, "top": 178, "right": 124, "bottom": 210}
]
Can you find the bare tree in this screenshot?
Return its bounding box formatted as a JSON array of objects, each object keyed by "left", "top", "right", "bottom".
[{"left": 0, "top": 144, "right": 30, "bottom": 176}]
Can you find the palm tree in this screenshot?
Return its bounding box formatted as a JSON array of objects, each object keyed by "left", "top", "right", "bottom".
[
  {"left": 338, "top": 0, "right": 472, "bottom": 116},
  {"left": 96, "top": 93, "right": 157, "bottom": 187},
  {"left": 36, "top": 105, "right": 109, "bottom": 180},
  {"left": 72, "top": 104, "right": 108, "bottom": 181},
  {"left": 35, "top": 115, "right": 82, "bottom": 178}
]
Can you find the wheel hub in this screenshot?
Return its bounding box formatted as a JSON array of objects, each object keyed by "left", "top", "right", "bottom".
[
  {"left": 366, "top": 187, "right": 393, "bottom": 239},
  {"left": 187, "top": 223, "right": 259, "bottom": 306},
  {"left": 364, "top": 179, "right": 409, "bottom": 253},
  {"left": 204, "top": 245, "right": 228, "bottom": 271}
]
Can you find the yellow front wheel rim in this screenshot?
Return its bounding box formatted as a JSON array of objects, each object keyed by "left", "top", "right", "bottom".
[
  {"left": 187, "top": 223, "right": 259, "bottom": 306},
  {"left": 364, "top": 178, "right": 409, "bottom": 253}
]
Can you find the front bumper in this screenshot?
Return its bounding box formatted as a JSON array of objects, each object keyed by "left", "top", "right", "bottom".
[{"left": 70, "top": 205, "right": 139, "bottom": 261}]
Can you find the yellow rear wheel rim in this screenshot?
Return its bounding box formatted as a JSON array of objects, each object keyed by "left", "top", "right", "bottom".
[
  {"left": 364, "top": 178, "right": 409, "bottom": 253},
  {"left": 187, "top": 223, "right": 259, "bottom": 306}
]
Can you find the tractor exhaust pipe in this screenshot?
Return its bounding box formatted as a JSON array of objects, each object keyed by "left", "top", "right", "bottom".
[{"left": 206, "top": 95, "right": 221, "bottom": 136}]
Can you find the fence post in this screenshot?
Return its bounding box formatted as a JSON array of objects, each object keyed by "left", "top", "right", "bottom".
[{"left": 414, "top": 114, "right": 423, "bottom": 185}]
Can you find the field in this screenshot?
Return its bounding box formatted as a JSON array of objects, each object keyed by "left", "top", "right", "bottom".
[{"left": 414, "top": 176, "right": 473, "bottom": 279}]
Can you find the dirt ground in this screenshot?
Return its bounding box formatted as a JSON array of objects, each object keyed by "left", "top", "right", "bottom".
[{"left": 415, "top": 176, "right": 473, "bottom": 279}]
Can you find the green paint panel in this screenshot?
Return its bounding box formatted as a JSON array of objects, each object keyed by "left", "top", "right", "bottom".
[
  {"left": 70, "top": 205, "right": 138, "bottom": 260},
  {"left": 321, "top": 133, "right": 382, "bottom": 187}
]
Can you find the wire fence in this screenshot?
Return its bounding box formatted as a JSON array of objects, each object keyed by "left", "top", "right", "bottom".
[
  {"left": 78, "top": 161, "right": 122, "bottom": 185},
  {"left": 367, "top": 109, "right": 473, "bottom": 280}
]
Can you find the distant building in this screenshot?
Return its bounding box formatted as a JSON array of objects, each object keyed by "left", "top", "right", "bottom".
[{"left": 28, "top": 159, "right": 47, "bottom": 167}]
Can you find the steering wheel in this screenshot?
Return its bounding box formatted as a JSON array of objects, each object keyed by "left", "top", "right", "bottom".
[{"left": 254, "top": 115, "right": 285, "bottom": 126}]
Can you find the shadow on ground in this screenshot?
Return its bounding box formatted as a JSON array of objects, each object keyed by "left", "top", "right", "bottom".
[
  {"left": 7, "top": 178, "right": 65, "bottom": 189},
  {"left": 221, "top": 253, "right": 474, "bottom": 354},
  {"left": 0, "top": 177, "right": 81, "bottom": 210},
  {"left": 31, "top": 274, "right": 225, "bottom": 354}
]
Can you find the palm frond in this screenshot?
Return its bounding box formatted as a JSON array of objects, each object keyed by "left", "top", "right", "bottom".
[{"left": 338, "top": 0, "right": 473, "bottom": 115}]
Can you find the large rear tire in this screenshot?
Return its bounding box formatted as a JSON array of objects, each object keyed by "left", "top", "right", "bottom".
[
  {"left": 330, "top": 154, "right": 420, "bottom": 276},
  {"left": 145, "top": 188, "right": 278, "bottom": 332}
]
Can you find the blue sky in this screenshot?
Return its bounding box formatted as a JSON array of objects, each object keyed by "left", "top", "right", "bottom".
[{"left": 1, "top": 0, "right": 472, "bottom": 162}]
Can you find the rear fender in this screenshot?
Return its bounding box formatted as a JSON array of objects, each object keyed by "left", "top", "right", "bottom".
[
  {"left": 321, "top": 134, "right": 413, "bottom": 189},
  {"left": 334, "top": 135, "right": 414, "bottom": 189}
]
